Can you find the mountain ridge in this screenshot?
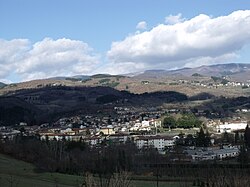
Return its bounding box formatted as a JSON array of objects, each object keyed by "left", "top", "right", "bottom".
[
  {"left": 0, "top": 82, "right": 6, "bottom": 88},
  {"left": 0, "top": 63, "right": 250, "bottom": 98},
  {"left": 133, "top": 63, "right": 250, "bottom": 79},
  {"left": 1, "top": 63, "right": 249, "bottom": 84}
]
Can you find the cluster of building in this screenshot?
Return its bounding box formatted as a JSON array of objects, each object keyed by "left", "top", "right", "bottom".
[
  {"left": 184, "top": 145, "right": 240, "bottom": 161},
  {"left": 177, "top": 78, "right": 250, "bottom": 89},
  {"left": 0, "top": 126, "right": 21, "bottom": 140},
  {"left": 35, "top": 118, "right": 165, "bottom": 148},
  {"left": 0, "top": 106, "right": 247, "bottom": 162},
  {"left": 0, "top": 121, "right": 176, "bottom": 153},
  {"left": 225, "top": 81, "right": 250, "bottom": 87}
]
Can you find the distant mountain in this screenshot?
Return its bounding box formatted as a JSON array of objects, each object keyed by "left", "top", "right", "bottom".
[
  {"left": 49, "top": 75, "right": 90, "bottom": 81},
  {"left": 124, "top": 71, "right": 145, "bottom": 77},
  {"left": 72, "top": 75, "right": 90, "bottom": 80},
  {"left": 49, "top": 74, "right": 124, "bottom": 81},
  {"left": 48, "top": 76, "right": 68, "bottom": 80},
  {"left": 90, "top": 74, "right": 126, "bottom": 79},
  {"left": 0, "top": 82, "right": 6, "bottom": 89},
  {"left": 0, "top": 63, "right": 249, "bottom": 100},
  {"left": 170, "top": 63, "right": 250, "bottom": 77},
  {"left": 136, "top": 70, "right": 169, "bottom": 79},
  {"left": 133, "top": 63, "right": 250, "bottom": 81}
]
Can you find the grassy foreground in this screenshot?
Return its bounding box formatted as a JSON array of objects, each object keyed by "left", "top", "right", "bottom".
[{"left": 0, "top": 154, "right": 190, "bottom": 187}]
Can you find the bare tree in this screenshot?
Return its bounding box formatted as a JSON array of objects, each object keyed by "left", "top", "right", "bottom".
[
  {"left": 81, "top": 172, "right": 133, "bottom": 187},
  {"left": 6, "top": 175, "right": 19, "bottom": 187},
  {"left": 82, "top": 172, "right": 97, "bottom": 187},
  {"left": 110, "top": 172, "right": 133, "bottom": 187}
]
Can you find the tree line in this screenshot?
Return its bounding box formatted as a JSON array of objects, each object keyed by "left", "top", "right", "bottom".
[{"left": 163, "top": 113, "right": 202, "bottom": 129}]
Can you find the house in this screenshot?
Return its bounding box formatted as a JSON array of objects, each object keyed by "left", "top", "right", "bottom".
[
  {"left": 40, "top": 133, "right": 64, "bottom": 141},
  {"left": 84, "top": 136, "right": 101, "bottom": 147},
  {"left": 216, "top": 121, "right": 248, "bottom": 133},
  {"left": 130, "top": 121, "right": 152, "bottom": 132},
  {"left": 99, "top": 127, "right": 115, "bottom": 135},
  {"left": 164, "top": 136, "right": 176, "bottom": 147},
  {"left": 185, "top": 146, "right": 240, "bottom": 161},
  {"left": 241, "top": 109, "right": 249, "bottom": 113},
  {"left": 107, "top": 134, "right": 129, "bottom": 144},
  {"left": 130, "top": 122, "right": 141, "bottom": 131},
  {"left": 60, "top": 127, "right": 75, "bottom": 135},
  {"left": 135, "top": 135, "right": 175, "bottom": 151},
  {"left": 0, "top": 129, "right": 21, "bottom": 140},
  {"left": 214, "top": 148, "right": 239, "bottom": 159},
  {"left": 72, "top": 128, "right": 87, "bottom": 135}
]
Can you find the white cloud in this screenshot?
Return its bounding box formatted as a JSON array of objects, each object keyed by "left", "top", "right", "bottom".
[
  {"left": 165, "top": 13, "right": 185, "bottom": 25},
  {"left": 0, "top": 38, "right": 100, "bottom": 81},
  {"left": 1, "top": 10, "right": 250, "bottom": 81},
  {"left": 0, "top": 79, "right": 13, "bottom": 84},
  {"left": 107, "top": 10, "right": 250, "bottom": 74},
  {"left": 136, "top": 21, "right": 147, "bottom": 30},
  {"left": 0, "top": 39, "right": 30, "bottom": 78},
  {"left": 99, "top": 62, "right": 147, "bottom": 75}
]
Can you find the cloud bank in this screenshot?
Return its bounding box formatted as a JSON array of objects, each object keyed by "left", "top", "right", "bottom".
[
  {"left": 0, "top": 38, "right": 100, "bottom": 81},
  {"left": 1, "top": 10, "right": 250, "bottom": 81},
  {"left": 107, "top": 10, "right": 250, "bottom": 74},
  {"left": 0, "top": 39, "right": 30, "bottom": 78}
]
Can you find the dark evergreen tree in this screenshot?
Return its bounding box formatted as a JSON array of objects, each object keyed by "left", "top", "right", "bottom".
[
  {"left": 244, "top": 124, "right": 250, "bottom": 147},
  {"left": 234, "top": 131, "right": 240, "bottom": 144},
  {"left": 196, "top": 127, "right": 211, "bottom": 147},
  {"left": 163, "top": 116, "right": 176, "bottom": 128},
  {"left": 238, "top": 144, "right": 249, "bottom": 164}
]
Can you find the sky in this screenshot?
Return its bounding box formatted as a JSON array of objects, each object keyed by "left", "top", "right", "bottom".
[{"left": 1, "top": 0, "right": 250, "bottom": 83}]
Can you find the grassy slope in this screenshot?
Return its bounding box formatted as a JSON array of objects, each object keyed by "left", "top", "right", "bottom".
[
  {"left": 0, "top": 154, "right": 190, "bottom": 187},
  {"left": 0, "top": 154, "right": 82, "bottom": 187}
]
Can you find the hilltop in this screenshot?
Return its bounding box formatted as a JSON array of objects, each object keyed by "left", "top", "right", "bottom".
[
  {"left": 0, "top": 82, "right": 6, "bottom": 89},
  {"left": 132, "top": 63, "right": 250, "bottom": 80},
  {"left": 0, "top": 85, "right": 187, "bottom": 125},
  {"left": 0, "top": 63, "right": 250, "bottom": 97}
]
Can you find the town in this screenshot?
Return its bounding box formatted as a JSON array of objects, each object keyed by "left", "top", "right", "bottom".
[
  {"left": 2, "top": 2, "right": 250, "bottom": 186},
  {"left": 1, "top": 104, "right": 249, "bottom": 163}
]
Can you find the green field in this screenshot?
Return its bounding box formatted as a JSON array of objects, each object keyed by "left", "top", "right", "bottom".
[
  {"left": 0, "top": 154, "right": 82, "bottom": 187},
  {"left": 0, "top": 154, "right": 191, "bottom": 187}
]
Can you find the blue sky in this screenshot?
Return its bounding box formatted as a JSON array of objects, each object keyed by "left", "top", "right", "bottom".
[{"left": 1, "top": 0, "right": 250, "bottom": 82}]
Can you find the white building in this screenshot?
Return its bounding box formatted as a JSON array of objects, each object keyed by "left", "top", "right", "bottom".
[
  {"left": 84, "top": 137, "right": 101, "bottom": 147},
  {"left": 185, "top": 146, "right": 240, "bottom": 161},
  {"left": 108, "top": 134, "right": 129, "bottom": 144},
  {"left": 0, "top": 129, "right": 21, "bottom": 140},
  {"left": 216, "top": 121, "right": 248, "bottom": 133},
  {"left": 135, "top": 135, "right": 175, "bottom": 151},
  {"left": 130, "top": 121, "right": 152, "bottom": 132},
  {"left": 141, "top": 121, "right": 150, "bottom": 127}
]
